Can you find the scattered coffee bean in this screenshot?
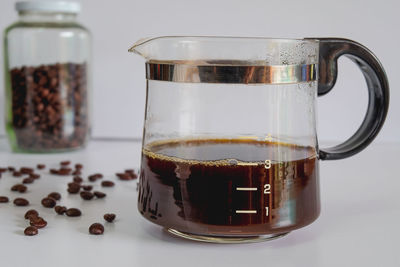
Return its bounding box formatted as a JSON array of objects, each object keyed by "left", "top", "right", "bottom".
[
  {"left": 93, "top": 191, "right": 106, "bottom": 199},
  {"left": 101, "top": 180, "right": 115, "bottom": 187},
  {"left": 75, "top": 164, "right": 83, "bottom": 170},
  {"left": 54, "top": 205, "right": 67, "bottom": 215},
  {"left": 116, "top": 171, "right": 137, "bottom": 180},
  {"left": 73, "top": 176, "right": 83, "bottom": 183},
  {"left": 14, "top": 198, "right": 29, "bottom": 206},
  {"left": 125, "top": 169, "right": 135, "bottom": 174},
  {"left": 88, "top": 173, "right": 103, "bottom": 182},
  {"left": 82, "top": 185, "right": 92, "bottom": 191},
  {"left": 0, "top": 196, "right": 9, "bottom": 203},
  {"left": 18, "top": 184, "right": 28, "bottom": 193},
  {"left": 58, "top": 168, "right": 72, "bottom": 175},
  {"left": 8, "top": 166, "right": 16, "bottom": 172},
  {"left": 30, "top": 217, "right": 47, "bottom": 228},
  {"left": 29, "top": 173, "right": 40, "bottom": 179},
  {"left": 80, "top": 191, "right": 94, "bottom": 200},
  {"left": 116, "top": 173, "right": 129, "bottom": 180},
  {"left": 48, "top": 192, "right": 61, "bottom": 201},
  {"left": 24, "top": 226, "right": 38, "bottom": 236},
  {"left": 60, "top": 161, "right": 70, "bottom": 166},
  {"left": 66, "top": 208, "right": 81, "bottom": 217},
  {"left": 72, "top": 170, "right": 81, "bottom": 175},
  {"left": 24, "top": 209, "right": 39, "bottom": 220},
  {"left": 13, "top": 171, "right": 22, "bottom": 177},
  {"left": 22, "top": 177, "right": 34, "bottom": 184},
  {"left": 50, "top": 169, "right": 59, "bottom": 175},
  {"left": 20, "top": 167, "right": 34, "bottom": 174},
  {"left": 41, "top": 197, "right": 56, "bottom": 208},
  {"left": 37, "top": 164, "right": 46, "bottom": 170},
  {"left": 67, "top": 182, "right": 81, "bottom": 194},
  {"left": 0, "top": 168, "right": 7, "bottom": 173},
  {"left": 11, "top": 184, "right": 27, "bottom": 193},
  {"left": 104, "top": 213, "right": 116, "bottom": 223},
  {"left": 89, "top": 223, "right": 104, "bottom": 235}
]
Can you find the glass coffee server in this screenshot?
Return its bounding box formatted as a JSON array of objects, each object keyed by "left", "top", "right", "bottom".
[{"left": 130, "top": 37, "right": 389, "bottom": 243}]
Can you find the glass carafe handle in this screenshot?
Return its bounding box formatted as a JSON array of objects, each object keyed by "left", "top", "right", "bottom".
[{"left": 316, "top": 38, "right": 389, "bottom": 160}]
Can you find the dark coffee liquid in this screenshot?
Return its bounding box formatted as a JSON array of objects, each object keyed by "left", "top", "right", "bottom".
[{"left": 138, "top": 139, "right": 320, "bottom": 237}]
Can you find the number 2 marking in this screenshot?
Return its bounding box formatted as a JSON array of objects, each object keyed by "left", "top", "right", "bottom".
[{"left": 264, "top": 184, "right": 271, "bottom": 194}]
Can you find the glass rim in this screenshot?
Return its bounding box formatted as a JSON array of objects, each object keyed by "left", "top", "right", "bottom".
[{"left": 129, "top": 36, "right": 319, "bottom": 52}]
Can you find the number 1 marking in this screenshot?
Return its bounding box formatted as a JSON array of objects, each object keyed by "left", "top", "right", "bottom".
[{"left": 265, "top": 207, "right": 269, "bottom": 216}]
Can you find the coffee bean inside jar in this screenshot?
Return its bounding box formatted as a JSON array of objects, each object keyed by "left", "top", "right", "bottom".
[{"left": 7, "top": 62, "right": 89, "bottom": 152}]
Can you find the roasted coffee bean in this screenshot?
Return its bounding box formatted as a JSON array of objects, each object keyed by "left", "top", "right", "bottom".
[
  {"left": 116, "top": 172, "right": 137, "bottom": 180},
  {"left": 24, "top": 226, "right": 38, "bottom": 236},
  {"left": 24, "top": 209, "right": 39, "bottom": 220},
  {"left": 60, "top": 161, "right": 70, "bottom": 166},
  {"left": 67, "top": 182, "right": 81, "bottom": 194},
  {"left": 73, "top": 176, "right": 83, "bottom": 183},
  {"left": 14, "top": 198, "right": 29, "bottom": 206},
  {"left": 50, "top": 169, "right": 59, "bottom": 174},
  {"left": 20, "top": 167, "right": 34, "bottom": 174},
  {"left": 75, "top": 164, "right": 83, "bottom": 170},
  {"left": 11, "top": 184, "right": 20, "bottom": 191},
  {"left": 41, "top": 197, "right": 56, "bottom": 208},
  {"left": 80, "top": 191, "right": 94, "bottom": 200},
  {"left": 13, "top": 171, "right": 22, "bottom": 177},
  {"left": 11, "top": 184, "right": 27, "bottom": 193},
  {"left": 29, "top": 173, "right": 40, "bottom": 179},
  {"left": 116, "top": 173, "right": 129, "bottom": 180},
  {"left": 22, "top": 177, "right": 34, "bottom": 184},
  {"left": 0, "top": 168, "right": 7, "bottom": 173},
  {"left": 89, "top": 223, "right": 104, "bottom": 235},
  {"left": 88, "top": 173, "right": 101, "bottom": 182},
  {"left": 93, "top": 191, "right": 106, "bottom": 199},
  {"left": 18, "top": 184, "right": 27, "bottom": 193},
  {"left": 125, "top": 169, "right": 135, "bottom": 174},
  {"left": 72, "top": 170, "right": 81, "bottom": 175},
  {"left": 101, "top": 180, "right": 115, "bottom": 187},
  {"left": 58, "top": 168, "right": 72, "bottom": 175},
  {"left": 104, "top": 213, "right": 116, "bottom": 223},
  {"left": 54, "top": 205, "right": 67, "bottom": 215},
  {"left": 30, "top": 217, "right": 47, "bottom": 228},
  {"left": 82, "top": 185, "right": 92, "bottom": 191},
  {"left": 0, "top": 196, "right": 9, "bottom": 203},
  {"left": 65, "top": 208, "right": 81, "bottom": 217},
  {"left": 10, "top": 63, "right": 88, "bottom": 151},
  {"left": 37, "top": 164, "right": 46, "bottom": 170},
  {"left": 47, "top": 192, "right": 61, "bottom": 201},
  {"left": 8, "top": 166, "right": 15, "bottom": 172}
]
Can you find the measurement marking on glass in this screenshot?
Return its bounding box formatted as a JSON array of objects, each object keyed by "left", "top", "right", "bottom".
[
  {"left": 236, "top": 210, "right": 257, "bottom": 214},
  {"left": 236, "top": 187, "right": 257, "bottom": 191}
]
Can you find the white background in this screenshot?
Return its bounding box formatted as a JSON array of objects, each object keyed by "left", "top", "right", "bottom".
[{"left": 0, "top": 0, "right": 398, "bottom": 144}]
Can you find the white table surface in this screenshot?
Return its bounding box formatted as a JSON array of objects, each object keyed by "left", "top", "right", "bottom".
[{"left": 0, "top": 138, "right": 399, "bottom": 267}]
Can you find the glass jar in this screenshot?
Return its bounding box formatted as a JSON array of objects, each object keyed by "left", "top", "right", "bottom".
[{"left": 4, "top": 1, "right": 91, "bottom": 152}]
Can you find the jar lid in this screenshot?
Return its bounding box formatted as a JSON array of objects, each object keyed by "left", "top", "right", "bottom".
[{"left": 15, "top": 1, "right": 81, "bottom": 14}]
